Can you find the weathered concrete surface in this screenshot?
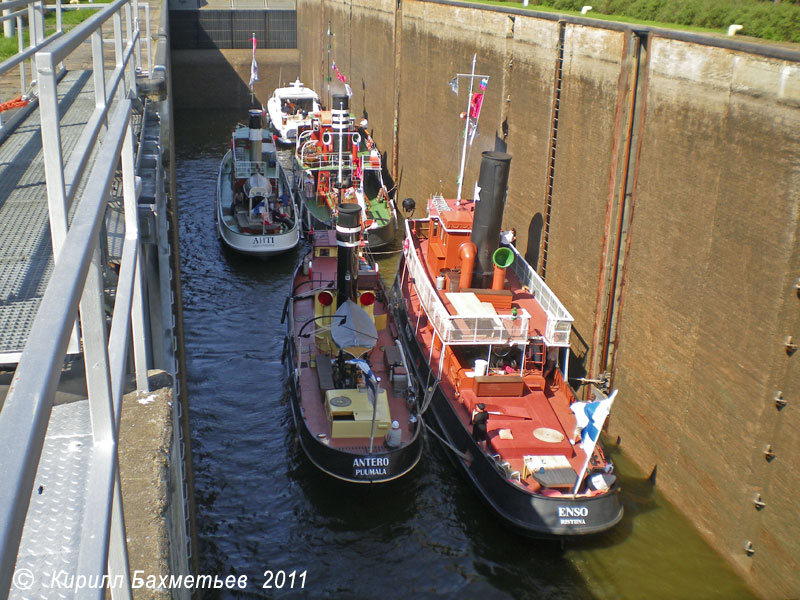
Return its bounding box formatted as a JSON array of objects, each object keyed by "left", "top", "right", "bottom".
[
  {"left": 612, "top": 36, "right": 800, "bottom": 597},
  {"left": 291, "top": 2, "right": 800, "bottom": 597},
  {"left": 537, "top": 24, "right": 632, "bottom": 373},
  {"left": 171, "top": 49, "right": 300, "bottom": 108},
  {"left": 118, "top": 370, "right": 178, "bottom": 600}
]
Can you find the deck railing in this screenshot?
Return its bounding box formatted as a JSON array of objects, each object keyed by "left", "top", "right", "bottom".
[
  {"left": 234, "top": 159, "right": 268, "bottom": 179},
  {"left": 0, "top": 0, "right": 59, "bottom": 133},
  {"left": 0, "top": 0, "right": 148, "bottom": 597},
  {"left": 298, "top": 142, "right": 355, "bottom": 172},
  {"left": 505, "top": 243, "right": 574, "bottom": 346},
  {"left": 403, "top": 220, "right": 530, "bottom": 346}
]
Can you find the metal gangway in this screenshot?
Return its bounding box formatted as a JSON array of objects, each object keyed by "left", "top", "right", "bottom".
[{"left": 0, "top": 0, "right": 183, "bottom": 597}]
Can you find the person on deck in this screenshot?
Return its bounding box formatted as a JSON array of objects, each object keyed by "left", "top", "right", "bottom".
[
  {"left": 385, "top": 420, "right": 402, "bottom": 448},
  {"left": 271, "top": 201, "right": 292, "bottom": 229},
  {"left": 471, "top": 403, "right": 489, "bottom": 449},
  {"left": 500, "top": 228, "right": 517, "bottom": 246}
]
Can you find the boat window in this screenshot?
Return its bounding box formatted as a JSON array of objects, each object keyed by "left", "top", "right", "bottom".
[
  {"left": 490, "top": 345, "right": 522, "bottom": 371},
  {"left": 285, "top": 98, "right": 316, "bottom": 113}
]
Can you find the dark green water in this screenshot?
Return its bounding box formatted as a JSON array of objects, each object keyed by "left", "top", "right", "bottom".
[{"left": 175, "top": 108, "right": 757, "bottom": 599}]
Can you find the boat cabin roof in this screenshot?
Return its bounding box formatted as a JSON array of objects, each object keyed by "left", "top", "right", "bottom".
[
  {"left": 440, "top": 208, "right": 473, "bottom": 231},
  {"left": 402, "top": 194, "right": 575, "bottom": 348},
  {"left": 272, "top": 79, "right": 319, "bottom": 100}
]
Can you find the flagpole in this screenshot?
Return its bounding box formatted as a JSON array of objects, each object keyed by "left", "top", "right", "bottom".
[
  {"left": 456, "top": 54, "right": 476, "bottom": 204},
  {"left": 326, "top": 22, "right": 332, "bottom": 108},
  {"left": 571, "top": 390, "right": 617, "bottom": 495},
  {"left": 338, "top": 100, "right": 343, "bottom": 187},
  {"left": 368, "top": 376, "right": 378, "bottom": 454}
]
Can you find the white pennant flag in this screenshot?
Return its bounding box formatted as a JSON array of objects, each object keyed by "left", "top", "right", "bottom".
[
  {"left": 248, "top": 34, "right": 259, "bottom": 91},
  {"left": 448, "top": 76, "right": 458, "bottom": 95}
]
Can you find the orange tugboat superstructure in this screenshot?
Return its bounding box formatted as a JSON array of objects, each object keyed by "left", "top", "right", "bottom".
[{"left": 391, "top": 151, "right": 623, "bottom": 536}]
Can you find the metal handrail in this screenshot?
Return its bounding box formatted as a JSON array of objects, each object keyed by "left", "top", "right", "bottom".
[
  {"left": 0, "top": 0, "right": 54, "bottom": 132},
  {"left": 36, "top": 0, "right": 141, "bottom": 259},
  {"left": 402, "top": 220, "right": 531, "bottom": 345},
  {"left": 0, "top": 0, "right": 146, "bottom": 596},
  {"left": 505, "top": 243, "right": 574, "bottom": 346}
]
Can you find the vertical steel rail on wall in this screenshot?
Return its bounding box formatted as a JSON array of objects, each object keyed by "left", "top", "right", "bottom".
[{"left": 0, "top": 0, "right": 145, "bottom": 597}]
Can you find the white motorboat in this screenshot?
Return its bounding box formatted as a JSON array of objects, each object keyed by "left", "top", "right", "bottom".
[{"left": 266, "top": 79, "right": 321, "bottom": 145}]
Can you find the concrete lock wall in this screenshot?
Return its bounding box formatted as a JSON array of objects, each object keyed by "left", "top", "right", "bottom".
[
  {"left": 613, "top": 36, "right": 800, "bottom": 595},
  {"left": 296, "top": 1, "right": 800, "bottom": 597}
]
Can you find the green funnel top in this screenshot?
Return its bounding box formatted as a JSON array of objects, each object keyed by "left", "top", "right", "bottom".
[{"left": 492, "top": 246, "right": 514, "bottom": 269}]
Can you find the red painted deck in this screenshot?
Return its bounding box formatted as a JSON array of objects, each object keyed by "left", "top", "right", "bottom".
[
  {"left": 398, "top": 203, "right": 603, "bottom": 495},
  {"left": 291, "top": 236, "right": 412, "bottom": 452}
]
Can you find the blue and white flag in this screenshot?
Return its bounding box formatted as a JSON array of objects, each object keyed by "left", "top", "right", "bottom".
[
  {"left": 251, "top": 200, "right": 265, "bottom": 215},
  {"left": 570, "top": 390, "right": 617, "bottom": 494},
  {"left": 570, "top": 390, "right": 617, "bottom": 454},
  {"left": 347, "top": 358, "right": 378, "bottom": 401}
]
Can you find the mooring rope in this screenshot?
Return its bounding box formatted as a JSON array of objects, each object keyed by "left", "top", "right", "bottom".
[{"left": 422, "top": 418, "right": 469, "bottom": 462}]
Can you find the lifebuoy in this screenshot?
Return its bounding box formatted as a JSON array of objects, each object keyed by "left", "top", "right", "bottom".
[{"left": 403, "top": 237, "right": 410, "bottom": 254}]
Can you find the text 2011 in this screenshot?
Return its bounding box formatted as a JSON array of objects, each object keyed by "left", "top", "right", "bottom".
[{"left": 262, "top": 570, "right": 306, "bottom": 589}]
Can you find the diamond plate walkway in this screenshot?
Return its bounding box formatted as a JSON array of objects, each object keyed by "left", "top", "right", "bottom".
[
  {"left": 0, "top": 70, "right": 98, "bottom": 364},
  {"left": 0, "top": 70, "right": 127, "bottom": 599}
]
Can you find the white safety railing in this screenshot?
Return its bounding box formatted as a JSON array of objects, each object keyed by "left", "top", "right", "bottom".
[
  {"left": 0, "top": 0, "right": 58, "bottom": 132},
  {"left": 421, "top": 196, "right": 571, "bottom": 345},
  {"left": 0, "top": 0, "right": 146, "bottom": 597},
  {"left": 234, "top": 159, "right": 275, "bottom": 179},
  {"left": 506, "top": 243, "right": 574, "bottom": 346},
  {"left": 402, "top": 220, "right": 530, "bottom": 345}
]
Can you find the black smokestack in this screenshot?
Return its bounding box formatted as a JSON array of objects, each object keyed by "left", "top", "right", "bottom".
[
  {"left": 248, "top": 109, "right": 263, "bottom": 163},
  {"left": 470, "top": 151, "right": 512, "bottom": 287},
  {"left": 248, "top": 109, "right": 262, "bottom": 130},
  {"left": 331, "top": 94, "right": 349, "bottom": 132},
  {"left": 336, "top": 203, "right": 362, "bottom": 307}
]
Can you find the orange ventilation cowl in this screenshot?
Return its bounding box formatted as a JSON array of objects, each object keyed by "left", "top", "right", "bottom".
[{"left": 458, "top": 241, "right": 477, "bottom": 290}]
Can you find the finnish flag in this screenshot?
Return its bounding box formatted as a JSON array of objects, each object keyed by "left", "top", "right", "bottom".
[{"left": 570, "top": 390, "right": 617, "bottom": 453}]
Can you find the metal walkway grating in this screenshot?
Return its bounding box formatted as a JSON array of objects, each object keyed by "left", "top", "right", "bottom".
[{"left": 0, "top": 71, "right": 101, "bottom": 363}]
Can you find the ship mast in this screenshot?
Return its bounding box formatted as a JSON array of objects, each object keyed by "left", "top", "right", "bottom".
[{"left": 455, "top": 55, "right": 489, "bottom": 204}]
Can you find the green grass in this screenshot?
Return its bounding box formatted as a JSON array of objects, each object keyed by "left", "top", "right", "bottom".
[
  {"left": 0, "top": 3, "right": 112, "bottom": 62},
  {"left": 457, "top": 0, "right": 800, "bottom": 43}
]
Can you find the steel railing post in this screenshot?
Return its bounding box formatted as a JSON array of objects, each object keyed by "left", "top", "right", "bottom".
[
  {"left": 108, "top": 470, "right": 133, "bottom": 600},
  {"left": 91, "top": 29, "right": 107, "bottom": 130},
  {"left": 122, "top": 120, "right": 150, "bottom": 391}
]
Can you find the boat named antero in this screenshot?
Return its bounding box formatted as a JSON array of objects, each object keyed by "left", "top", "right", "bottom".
[{"left": 285, "top": 203, "right": 423, "bottom": 483}]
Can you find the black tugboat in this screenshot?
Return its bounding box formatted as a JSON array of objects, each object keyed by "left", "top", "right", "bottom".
[
  {"left": 391, "top": 151, "right": 623, "bottom": 535},
  {"left": 285, "top": 203, "right": 423, "bottom": 482}
]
